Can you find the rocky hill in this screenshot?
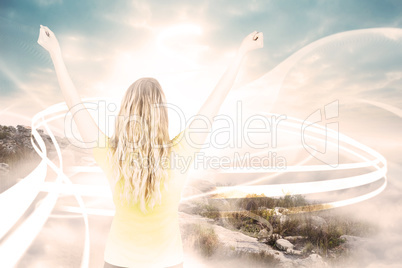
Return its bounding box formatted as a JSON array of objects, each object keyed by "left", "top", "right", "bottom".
[{"left": 0, "top": 124, "right": 70, "bottom": 193}]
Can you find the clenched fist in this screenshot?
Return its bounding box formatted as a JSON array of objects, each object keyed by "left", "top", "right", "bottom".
[
  {"left": 37, "top": 25, "right": 61, "bottom": 55},
  {"left": 239, "top": 31, "right": 264, "bottom": 55}
]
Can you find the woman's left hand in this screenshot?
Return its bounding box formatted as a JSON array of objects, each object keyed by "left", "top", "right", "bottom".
[
  {"left": 37, "top": 25, "right": 61, "bottom": 55},
  {"left": 238, "top": 31, "right": 264, "bottom": 56}
]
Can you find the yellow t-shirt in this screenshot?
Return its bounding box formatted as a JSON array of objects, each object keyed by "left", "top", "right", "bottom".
[{"left": 93, "top": 130, "right": 197, "bottom": 267}]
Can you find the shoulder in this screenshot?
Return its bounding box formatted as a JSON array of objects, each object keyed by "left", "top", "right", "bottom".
[
  {"left": 171, "top": 130, "right": 184, "bottom": 146},
  {"left": 170, "top": 129, "right": 201, "bottom": 156},
  {"left": 171, "top": 130, "right": 188, "bottom": 152},
  {"left": 93, "top": 135, "right": 112, "bottom": 167}
]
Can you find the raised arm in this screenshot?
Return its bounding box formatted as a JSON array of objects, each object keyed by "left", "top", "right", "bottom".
[
  {"left": 37, "top": 25, "right": 105, "bottom": 148},
  {"left": 185, "top": 31, "right": 264, "bottom": 147}
]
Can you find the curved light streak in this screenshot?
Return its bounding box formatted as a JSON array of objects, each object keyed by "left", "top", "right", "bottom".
[
  {"left": 0, "top": 158, "right": 47, "bottom": 240},
  {"left": 358, "top": 99, "right": 402, "bottom": 118},
  {"left": 0, "top": 104, "right": 91, "bottom": 268},
  {"left": 186, "top": 111, "right": 386, "bottom": 204},
  {"left": 212, "top": 113, "right": 387, "bottom": 205}
]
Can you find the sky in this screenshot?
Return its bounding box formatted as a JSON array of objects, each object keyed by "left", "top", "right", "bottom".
[
  {"left": 1, "top": 0, "right": 402, "bottom": 136},
  {"left": 1, "top": 0, "right": 402, "bottom": 267}
]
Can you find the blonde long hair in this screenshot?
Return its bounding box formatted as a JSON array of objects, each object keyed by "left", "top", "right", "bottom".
[{"left": 108, "top": 77, "right": 171, "bottom": 213}]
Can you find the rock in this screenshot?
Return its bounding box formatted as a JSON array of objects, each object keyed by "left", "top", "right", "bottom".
[
  {"left": 284, "top": 236, "right": 305, "bottom": 242},
  {"left": 257, "top": 228, "right": 268, "bottom": 239},
  {"left": 179, "top": 212, "right": 295, "bottom": 266},
  {"left": 179, "top": 212, "right": 333, "bottom": 268},
  {"left": 257, "top": 229, "right": 270, "bottom": 242},
  {"left": 0, "top": 163, "right": 9, "bottom": 168},
  {"left": 268, "top": 233, "right": 282, "bottom": 245},
  {"left": 286, "top": 248, "right": 302, "bottom": 256},
  {"left": 0, "top": 163, "right": 9, "bottom": 174},
  {"left": 275, "top": 239, "right": 294, "bottom": 251},
  {"left": 295, "top": 253, "right": 329, "bottom": 267}
]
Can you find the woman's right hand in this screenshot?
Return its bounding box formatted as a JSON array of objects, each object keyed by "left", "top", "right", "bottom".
[
  {"left": 238, "top": 31, "right": 264, "bottom": 55},
  {"left": 37, "top": 25, "right": 61, "bottom": 55}
]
